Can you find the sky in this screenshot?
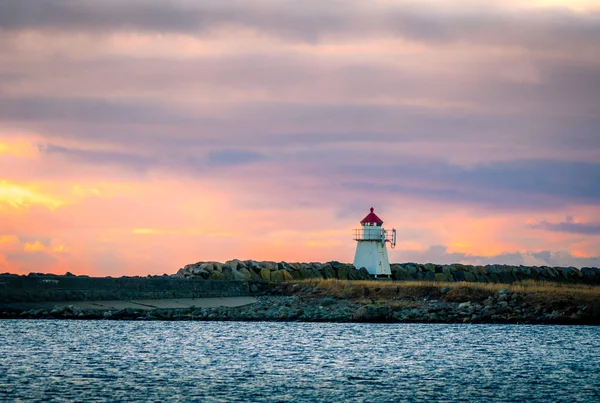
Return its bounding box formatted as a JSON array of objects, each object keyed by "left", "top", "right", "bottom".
[{"left": 1, "top": 0, "right": 599, "bottom": 276}]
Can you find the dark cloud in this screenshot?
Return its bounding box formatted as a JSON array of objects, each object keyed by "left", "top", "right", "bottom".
[
  {"left": 38, "top": 143, "right": 266, "bottom": 173},
  {"left": 3, "top": 92, "right": 598, "bottom": 154},
  {"left": 529, "top": 216, "right": 600, "bottom": 235},
  {"left": 0, "top": 97, "right": 189, "bottom": 125},
  {"left": 207, "top": 149, "right": 264, "bottom": 166},
  {"left": 342, "top": 158, "right": 600, "bottom": 210},
  {"left": 0, "top": 1, "right": 598, "bottom": 49},
  {"left": 3, "top": 54, "right": 599, "bottom": 118},
  {"left": 40, "top": 144, "right": 153, "bottom": 172},
  {"left": 394, "top": 245, "right": 600, "bottom": 268}
]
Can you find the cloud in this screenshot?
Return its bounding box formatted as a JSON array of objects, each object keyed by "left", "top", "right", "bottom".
[
  {"left": 0, "top": 96, "right": 188, "bottom": 125},
  {"left": 207, "top": 149, "right": 265, "bottom": 166},
  {"left": 1, "top": 1, "right": 599, "bottom": 275},
  {"left": 394, "top": 245, "right": 600, "bottom": 268},
  {"left": 37, "top": 143, "right": 266, "bottom": 175},
  {"left": 1, "top": 1, "right": 598, "bottom": 50},
  {"left": 18, "top": 235, "right": 52, "bottom": 247},
  {"left": 529, "top": 216, "right": 600, "bottom": 235},
  {"left": 343, "top": 158, "right": 600, "bottom": 210},
  {"left": 0, "top": 180, "right": 65, "bottom": 210},
  {"left": 4, "top": 249, "right": 58, "bottom": 272},
  {"left": 40, "top": 143, "right": 153, "bottom": 171}
]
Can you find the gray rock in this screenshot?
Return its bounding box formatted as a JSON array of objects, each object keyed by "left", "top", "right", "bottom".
[
  {"left": 271, "top": 270, "right": 285, "bottom": 282},
  {"left": 260, "top": 268, "right": 271, "bottom": 282},
  {"left": 209, "top": 272, "right": 226, "bottom": 280},
  {"left": 357, "top": 267, "right": 371, "bottom": 280},
  {"left": 320, "top": 264, "right": 336, "bottom": 279},
  {"left": 261, "top": 261, "right": 277, "bottom": 271},
  {"left": 336, "top": 265, "right": 351, "bottom": 280},
  {"left": 199, "top": 262, "right": 214, "bottom": 271},
  {"left": 277, "top": 262, "right": 291, "bottom": 271},
  {"left": 230, "top": 268, "right": 249, "bottom": 281},
  {"left": 192, "top": 267, "right": 209, "bottom": 277}
]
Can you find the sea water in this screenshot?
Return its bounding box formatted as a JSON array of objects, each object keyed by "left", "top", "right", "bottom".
[{"left": 1, "top": 321, "right": 599, "bottom": 402}]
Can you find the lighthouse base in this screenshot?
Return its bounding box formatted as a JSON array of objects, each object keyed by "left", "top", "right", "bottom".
[{"left": 353, "top": 241, "right": 392, "bottom": 277}]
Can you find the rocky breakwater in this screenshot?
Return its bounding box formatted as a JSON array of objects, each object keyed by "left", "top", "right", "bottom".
[
  {"left": 389, "top": 263, "right": 600, "bottom": 284},
  {"left": 175, "top": 260, "right": 372, "bottom": 282},
  {"left": 175, "top": 260, "right": 600, "bottom": 285}
]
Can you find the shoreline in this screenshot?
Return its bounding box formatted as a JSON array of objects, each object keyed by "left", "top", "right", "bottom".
[{"left": 4, "top": 282, "right": 600, "bottom": 325}]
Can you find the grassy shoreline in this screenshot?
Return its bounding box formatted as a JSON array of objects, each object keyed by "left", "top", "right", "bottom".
[{"left": 288, "top": 278, "right": 600, "bottom": 298}]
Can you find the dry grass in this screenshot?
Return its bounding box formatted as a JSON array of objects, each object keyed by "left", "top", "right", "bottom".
[
  {"left": 509, "top": 280, "right": 600, "bottom": 305},
  {"left": 288, "top": 279, "right": 600, "bottom": 303}
]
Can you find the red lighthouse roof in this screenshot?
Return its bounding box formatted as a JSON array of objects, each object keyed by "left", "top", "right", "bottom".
[{"left": 360, "top": 207, "right": 384, "bottom": 225}]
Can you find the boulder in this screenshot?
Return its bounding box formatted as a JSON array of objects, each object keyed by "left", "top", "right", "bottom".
[
  {"left": 358, "top": 267, "right": 371, "bottom": 280},
  {"left": 271, "top": 270, "right": 284, "bottom": 282},
  {"left": 221, "top": 267, "right": 235, "bottom": 280},
  {"left": 423, "top": 263, "right": 436, "bottom": 273},
  {"left": 209, "top": 272, "right": 225, "bottom": 280},
  {"left": 277, "top": 262, "right": 292, "bottom": 271},
  {"left": 582, "top": 267, "right": 600, "bottom": 283},
  {"left": 260, "top": 268, "right": 271, "bottom": 282},
  {"left": 561, "top": 267, "right": 582, "bottom": 282},
  {"left": 236, "top": 268, "right": 253, "bottom": 281},
  {"left": 320, "top": 264, "right": 336, "bottom": 279},
  {"left": 245, "top": 260, "right": 262, "bottom": 270},
  {"left": 299, "top": 267, "right": 316, "bottom": 279},
  {"left": 261, "top": 261, "right": 277, "bottom": 271},
  {"left": 352, "top": 304, "right": 389, "bottom": 322},
  {"left": 311, "top": 262, "right": 324, "bottom": 271},
  {"left": 350, "top": 266, "right": 366, "bottom": 280},
  {"left": 335, "top": 265, "right": 351, "bottom": 280},
  {"left": 392, "top": 267, "right": 414, "bottom": 281},
  {"left": 281, "top": 270, "right": 293, "bottom": 281},
  {"left": 230, "top": 268, "right": 249, "bottom": 281},
  {"left": 192, "top": 267, "right": 209, "bottom": 278},
  {"left": 224, "top": 260, "right": 239, "bottom": 270},
  {"left": 443, "top": 266, "right": 454, "bottom": 279},
  {"left": 199, "top": 262, "right": 214, "bottom": 271}
]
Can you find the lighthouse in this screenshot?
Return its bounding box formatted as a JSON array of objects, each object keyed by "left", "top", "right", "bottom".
[{"left": 353, "top": 207, "right": 396, "bottom": 277}]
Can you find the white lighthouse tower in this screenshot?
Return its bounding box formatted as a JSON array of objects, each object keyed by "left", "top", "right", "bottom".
[{"left": 353, "top": 207, "right": 396, "bottom": 277}]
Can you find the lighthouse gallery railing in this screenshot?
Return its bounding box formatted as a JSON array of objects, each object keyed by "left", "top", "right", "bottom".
[{"left": 352, "top": 228, "right": 396, "bottom": 247}]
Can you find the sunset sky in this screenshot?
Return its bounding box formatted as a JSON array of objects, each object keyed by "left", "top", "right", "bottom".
[{"left": 1, "top": 0, "right": 599, "bottom": 276}]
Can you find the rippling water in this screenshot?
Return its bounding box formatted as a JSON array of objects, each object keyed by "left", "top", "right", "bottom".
[{"left": 1, "top": 321, "right": 599, "bottom": 402}]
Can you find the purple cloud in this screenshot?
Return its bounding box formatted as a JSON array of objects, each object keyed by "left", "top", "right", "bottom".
[{"left": 529, "top": 217, "right": 600, "bottom": 235}]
